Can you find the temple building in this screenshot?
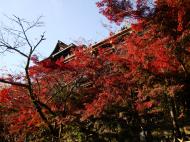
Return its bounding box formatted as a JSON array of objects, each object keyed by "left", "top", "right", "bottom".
[{"left": 47, "top": 28, "right": 131, "bottom": 63}]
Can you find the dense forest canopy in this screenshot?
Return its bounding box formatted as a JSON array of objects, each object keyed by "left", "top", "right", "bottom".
[{"left": 1, "top": 0, "right": 190, "bottom": 141}]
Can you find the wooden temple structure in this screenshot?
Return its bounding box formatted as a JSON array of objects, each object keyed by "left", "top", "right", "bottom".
[{"left": 48, "top": 28, "right": 131, "bottom": 63}]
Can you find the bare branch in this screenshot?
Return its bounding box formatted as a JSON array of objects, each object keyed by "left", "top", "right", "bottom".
[
  {"left": 0, "top": 78, "right": 28, "bottom": 87},
  {"left": 0, "top": 41, "right": 28, "bottom": 57},
  {"left": 0, "top": 16, "right": 45, "bottom": 58},
  {"left": 32, "top": 32, "right": 46, "bottom": 52},
  {"left": 2, "top": 27, "right": 25, "bottom": 40},
  {"left": 0, "top": 15, "right": 53, "bottom": 133},
  {"left": 25, "top": 16, "right": 44, "bottom": 32},
  {"left": 15, "top": 16, "right": 33, "bottom": 50}
]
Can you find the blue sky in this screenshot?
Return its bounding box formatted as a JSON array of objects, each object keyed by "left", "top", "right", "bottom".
[{"left": 0, "top": 0, "right": 121, "bottom": 74}]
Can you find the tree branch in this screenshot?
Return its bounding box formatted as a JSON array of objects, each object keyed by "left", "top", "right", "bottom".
[
  {"left": 32, "top": 32, "right": 45, "bottom": 52},
  {"left": 0, "top": 78, "right": 28, "bottom": 87}
]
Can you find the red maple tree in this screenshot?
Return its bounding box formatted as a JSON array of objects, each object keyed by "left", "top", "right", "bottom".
[{"left": 1, "top": 0, "right": 190, "bottom": 141}]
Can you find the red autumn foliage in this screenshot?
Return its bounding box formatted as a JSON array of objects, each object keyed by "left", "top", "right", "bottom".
[{"left": 1, "top": 0, "right": 190, "bottom": 141}]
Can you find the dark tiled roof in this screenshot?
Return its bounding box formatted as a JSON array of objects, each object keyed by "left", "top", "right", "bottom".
[{"left": 46, "top": 27, "right": 131, "bottom": 62}]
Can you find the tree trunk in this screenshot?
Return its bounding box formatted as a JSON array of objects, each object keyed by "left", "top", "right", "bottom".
[{"left": 169, "top": 97, "right": 182, "bottom": 139}]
